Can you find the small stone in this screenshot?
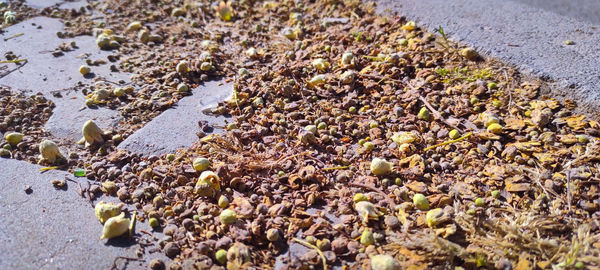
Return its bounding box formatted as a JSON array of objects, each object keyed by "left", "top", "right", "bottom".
[
  {"left": 24, "top": 185, "right": 32, "bottom": 194},
  {"left": 164, "top": 242, "right": 180, "bottom": 258},
  {"left": 384, "top": 216, "right": 400, "bottom": 229},
  {"left": 266, "top": 228, "right": 280, "bottom": 242},
  {"left": 149, "top": 259, "right": 165, "bottom": 270}
]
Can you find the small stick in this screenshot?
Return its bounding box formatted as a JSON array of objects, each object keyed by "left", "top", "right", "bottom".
[
  {"left": 129, "top": 210, "right": 137, "bottom": 237},
  {"left": 3, "top": 32, "right": 24, "bottom": 41},
  {"left": 0, "top": 59, "right": 27, "bottom": 64},
  {"left": 321, "top": 166, "right": 349, "bottom": 171},
  {"left": 292, "top": 238, "right": 327, "bottom": 270},
  {"left": 39, "top": 166, "right": 59, "bottom": 171},
  {"left": 418, "top": 95, "right": 463, "bottom": 133},
  {"left": 424, "top": 132, "right": 473, "bottom": 151},
  {"left": 566, "top": 170, "right": 572, "bottom": 213}
]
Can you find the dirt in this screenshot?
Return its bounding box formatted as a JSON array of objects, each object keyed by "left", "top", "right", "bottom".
[{"left": 1, "top": 0, "right": 600, "bottom": 269}]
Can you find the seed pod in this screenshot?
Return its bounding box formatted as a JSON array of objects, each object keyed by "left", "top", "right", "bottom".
[
  {"left": 461, "top": 48, "right": 479, "bottom": 60},
  {"left": 371, "top": 254, "right": 401, "bottom": 270},
  {"left": 425, "top": 208, "right": 443, "bottom": 228},
  {"left": 96, "top": 33, "right": 113, "bottom": 50},
  {"left": 113, "top": 87, "right": 125, "bottom": 97},
  {"left": 4, "top": 132, "right": 23, "bottom": 146},
  {"left": 171, "top": 7, "right": 185, "bottom": 17},
  {"left": 227, "top": 242, "right": 251, "bottom": 263},
  {"left": 218, "top": 195, "right": 229, "bottom": 208},
  {"left": 355, "top": 201, "right": 382, "bottom": 223},
  {"left": 200, "top": 62, "right": 214, "bottom": 71},
  {"left": 308, "top": 74, "right": 326, "bottom": 87},
  {"left": 391, "top": 132, "right": 419, "bottom": 145},
  {"left": 94, "top": 201, "right": 123, "bottom": 224},
  {"left": 353, "top": 193, "right": 368, "bottom": 203},
  {"left": 413, "top": 193, "right": 429, "bottom": 210},
  {"left": 176, "top": 60, "right": 189, "bottom": 73},
  {"left": 219, "top": 209, "right": 236, "bottom": 225},
  {"left": 339, "top": 70, "right": 355, "bottom": 84},
  {"left": 245, "top": 48, "right": 258, "bottom": 58},
  {"left": 79, "top": 65, "right": 91, "bottom": 75},
  {"left": 92, "top": 89, "right": 111, "bottom": 101},
  {"left": 340, "top": 51, "right": 354, "bottom": 67},
  {"left": 360, "top": 229, "right": 374, "bottom": 246},
  {"left": 370, "top": 158, "right": 392, "bottom": 176},
  {"left": 39, "top": 140, "right": 65, "bottom": 164},
  {"left": 82, "top": 120, "right": 104, "bottom": 146},
  {"left": 177, "top": 83, "right": 189, "bottom": 93},
  {"left": 312, "top": 58, "right": 330, "bottom": 71},
  {"left": 193, "top": 157, "right": 210, "bottom": 172},
  {"left": 482, "top": 112, "right": 500, "bottom": 128},
  {"left": 138, "top": 29, "right": 150, "bottom": 43},
  {"left": 194, "top": 171, "right": 220, "bottom": 197},
  {"left": 487, "top": 123, "right": 503, "bottom": 134},
  {"left": 126, "top": 21, "right": 142, "bottom": 32},
  {"left": 101, "top": 212, "right": 130, "bottom": 239},
  {"left": 215, "top": 1, "right": 234, "bottom": 21}
]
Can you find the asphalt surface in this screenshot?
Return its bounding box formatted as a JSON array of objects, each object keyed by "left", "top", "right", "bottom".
[{"left": 376, "top": 0, "right": 600, "bottom": 116}]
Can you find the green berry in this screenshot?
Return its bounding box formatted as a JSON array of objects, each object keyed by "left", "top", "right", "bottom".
[
  {"left": 193, "top": 157, "right": 210, "bottom": 172},
  {"left": 149, "top": 217, "right": 159, "bottom": 228},
  {"left": 219, "top": 209, "right": 236, "bottom": 225},
  {"left": 417, "top": 107, "right": 429, "bottom": 120},
  {"left": 215, "top": 249, "right": 227, "bottom": 265},
  {"left": 413, "top": 193, "right": 429, "bottom": 210},
  {"left": 475, "top": 197, "right": 485, "bottom": 207},
  {"left": 360, "top": 229, "right": 374, "bottom": 246},
  {"left": 448, "top": 129, "right": 460, "bottom": 140},
  {"left": 218, "top": 195, "right": 229, "bottom": 208}
]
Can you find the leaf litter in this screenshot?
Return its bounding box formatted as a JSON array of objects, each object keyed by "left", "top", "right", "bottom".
[{"left": 1, "top": 0, "right": 600, "bottom": 269}]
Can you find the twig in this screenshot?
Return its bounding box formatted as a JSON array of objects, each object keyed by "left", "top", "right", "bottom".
[
  {"left": 566, "top": 170, "right": 572, "bottom": 213},
  {"left": 418, "top": 95, "right": 463, "bottom": 133},
  {"left": 39, "top": 166, "right": 59, "bottom": 171},
  {"left": 0, "top": 59, "right": 27, "bottom": 64},
  {"left": 129, "top": 210, "right": 137, "bottom": 238},
  {"left": 424, "top": 132, "right": 472, "bottom": 151},
  {"left": 292, "top": 238, "right": 327, "bottom": 270},
  {"left": 349, "top": 182, "right": 396, "bottom": 211},
  {"left": 3, "top": 33, "right": 24, "bottom": 41},
  {"left": 321, "top": 165, "right": 349, "bottom": 171}
]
